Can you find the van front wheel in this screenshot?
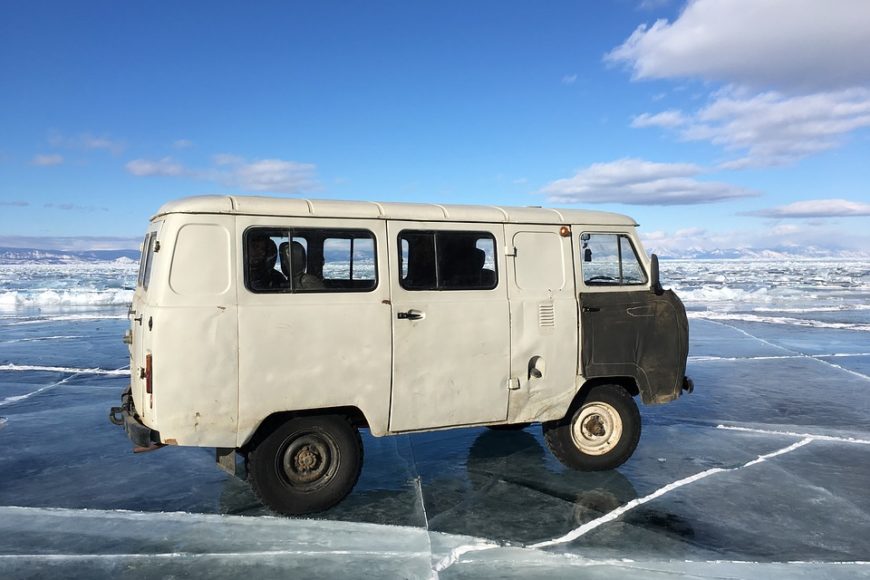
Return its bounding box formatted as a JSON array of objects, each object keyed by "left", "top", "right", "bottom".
[
  {"left": 543, "top": 384, "right": 640, "bottom": 471},
  {"left": 248, "top": 415, "right": 363, "bottom": 515}
]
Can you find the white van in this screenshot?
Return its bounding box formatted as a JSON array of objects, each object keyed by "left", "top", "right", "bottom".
[{"left": 110, "top": 195, "right": 692, "bottom": 515}]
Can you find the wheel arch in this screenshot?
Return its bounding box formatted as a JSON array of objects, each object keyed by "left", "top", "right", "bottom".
[
  {"left": 560, "top": 376, "right": 639, "bottom": 422},
  {"left": 240, "top": 406, "right": 369, "bottom": 452}
]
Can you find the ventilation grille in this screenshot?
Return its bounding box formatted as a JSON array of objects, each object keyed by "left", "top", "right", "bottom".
[{"left": 538, "top": 303, "right": 555, "bottom": 327}]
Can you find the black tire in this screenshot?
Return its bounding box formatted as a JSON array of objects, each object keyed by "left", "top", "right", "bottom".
[
  {"left": 486, "top": 422, "right": 532, "bottom": 431},
  {"left": 247, "top": 414, "right": 363, "bottom": 515},
  {"left": 543, "top": 384, "right": 640, "bottom": 471}
]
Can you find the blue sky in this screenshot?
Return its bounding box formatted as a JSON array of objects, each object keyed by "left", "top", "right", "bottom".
[{"left": 2, "top": 0, "right": 869, "bottom": 253}]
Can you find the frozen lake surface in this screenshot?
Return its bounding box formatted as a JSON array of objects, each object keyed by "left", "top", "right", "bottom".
[{"left": 0, "top": 260, "right": 869, "bottom": 578}]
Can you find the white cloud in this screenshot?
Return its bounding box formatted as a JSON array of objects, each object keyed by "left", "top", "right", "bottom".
[
  {"left": 607, "top": 0, "right": 870, "bottom": 92},
  {"left": 125, "top": 153, "right": 318, "bottom": 194},
  {"left": 43, "top": 202, "right": 108, "bottom": 212},
  {"left": 213, "top": 153, "right": 245, "bottom": 166},
  {"left": 633, "top": 88, "right": 870, "bottom": 167},
  {"left": 220, "top": 158, "right": 317, "bottom": 194},
  {"left": 742, "top": 199, "right": 870, "bottom": 218},
  {"left": 561, "top": 74, "right": 578, "bottom": 86},
  {"left": 631, "top": 110, "right": 686, "bottom": 128},
  {"left": 540, "top": 158, "right": 757, "bottom": 205},
  {"left": 125, "top": 157, "right": 186, "bottom": 177},
  {"left": 172, "top": 139, "right": 193, "bottom": 149},
  {"left": 31, "top": 154, "right": 64, "bottom": 166},
  {"left": 48, "top": 132, "right": 126, "bottom": 155}
]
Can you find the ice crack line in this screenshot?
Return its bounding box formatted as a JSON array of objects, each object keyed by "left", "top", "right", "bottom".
[
  {"left": 701, "top": 319, "right": 797, "bottom": 355},
  {"left": 432, "top": 541, "right": 499, "bottom": 574},
  {"left": 0, "top": 363, "right": 131, "bottom": 376},
  {"left": 0, "top": 373, "right": 79, "bottom": 407},
  {"left": 527, "top": 438, "right": 814, "bottom": 550},
  {"left": 717, "top": 425, "right": 870, "bottom": 446},
  {"left": 432, "top": 438, "right": 815, "bottom": 573},
  {"left": 697, "top": 319, "right": 870, "bottom": 382}
]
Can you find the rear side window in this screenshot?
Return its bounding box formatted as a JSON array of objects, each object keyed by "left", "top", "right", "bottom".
[
  {"left": 399, "top": 230, "right": 497, "bottom": 291},
  {"left": 140, "top": 234, "right": 157, "bottom": 290},
  {"left": 137, "top": 233, "right": 151, "bottom": 287},
  {"left": 580, "top": 233, "right": 647, "bottom": 286},
  {"left": 244, "top": 227, "right": 377, "bottom": 293}
]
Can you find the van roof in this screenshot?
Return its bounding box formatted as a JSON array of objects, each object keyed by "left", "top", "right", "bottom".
[{"left": 154, "top": 195, "right": 638, "bottom": 227}]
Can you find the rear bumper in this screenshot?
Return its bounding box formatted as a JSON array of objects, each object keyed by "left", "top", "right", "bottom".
[{"left": 109, "top": 387, "right": 161, "bottom": 449}]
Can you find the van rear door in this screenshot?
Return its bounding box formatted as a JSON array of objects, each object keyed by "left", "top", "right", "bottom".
[{"left": 130, "top": 220, "right": 162, "bottom": 417}]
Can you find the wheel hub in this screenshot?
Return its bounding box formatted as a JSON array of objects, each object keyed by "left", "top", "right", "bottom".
[
  {"left": 280, "top": 433, "right": 337, "bottom": 486},
  {"left": 583, "top": 414, "right": 606, "bottom": 437},
  {"left": 571, "top": 401, "right": 623, "bottom": 456},
  {"left": 294, "top": 445, "right": 321, "bottom": 472}
]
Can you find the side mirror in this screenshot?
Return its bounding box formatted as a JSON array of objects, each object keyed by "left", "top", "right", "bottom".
[{"left": 650, "top": 253, "right": 663, "bottom": 295}]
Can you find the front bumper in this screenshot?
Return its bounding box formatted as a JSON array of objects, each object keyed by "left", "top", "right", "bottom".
[
  {"left": 109, "top": 387, "right": 161, "bottom": 450},
  {"left": 682, "top": 375, "right": 695, "bottom": 394}
]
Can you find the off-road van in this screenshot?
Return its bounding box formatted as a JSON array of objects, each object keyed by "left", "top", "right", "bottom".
[{"left": 111, "top": 195, "right": 692, "bottom": 515}]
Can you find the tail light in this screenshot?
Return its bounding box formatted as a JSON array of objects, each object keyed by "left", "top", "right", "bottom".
[{"left": 145, "top": 353, "right": 153, "bottom": 394}]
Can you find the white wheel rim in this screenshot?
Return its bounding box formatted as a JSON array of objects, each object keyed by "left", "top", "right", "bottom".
[{"left": 571, "top": 402, "right": 623, "bottom": 456}]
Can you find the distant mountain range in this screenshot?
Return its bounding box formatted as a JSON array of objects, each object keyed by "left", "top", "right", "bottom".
[
  {"left": 0, "top": 247, "right": 140, "bottom": 264},
  {"left": 652, "top": 246, "right": 870, "bottom": 260},
  {"left": 1, "top": 245, "right": 866, "bottom": 265}
]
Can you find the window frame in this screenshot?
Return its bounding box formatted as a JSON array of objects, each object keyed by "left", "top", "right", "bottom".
[
  {"left": 579, "top": 232, "right": 648, "bottom": 288},
  {"left": 243, "top": 226, "right": 379, "bottom": 294},
  {"left": 141, "top": 233, "right": 157, "bottom": 290},
  {"left": 397, "top": 229, "right": 498, "bottom": 291},
  {"left": 137, "top": 233, "right": 151, "bottom": 288}
]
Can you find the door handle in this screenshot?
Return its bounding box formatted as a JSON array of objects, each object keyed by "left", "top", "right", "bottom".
[
  {"left": 582, "top": 307, "right": 600, "bottom": 313},
  {"left": 397, "top": 309, "right": 425, "bottom": 321}
]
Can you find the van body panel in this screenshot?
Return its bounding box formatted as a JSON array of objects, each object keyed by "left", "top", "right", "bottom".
[
  {"left": 114, "top": 196, "right": 694, "bottom": 514},
  {"left": 386, "top": 221, "right": 510, "bottom": 431},
  {"left": 235, "top": 216, "right": 392, "bottom": 444},
  {"left": 130, "top": 220, "right": 163, "bottom": 426},
  {"left": 154, "top": 195, "right": 638, "bottom": 228},
  {"left": 504, "top": 225, "right": 580, "bottom": 424},
  {"left": 144, "top": 215, "right": 238, "bottom": 446},
  {"left": 118, "top": 197, "right": 692, "bottom": 454},
  {"left": 580, "top": 289, "right": 689, "bottom": 404}
]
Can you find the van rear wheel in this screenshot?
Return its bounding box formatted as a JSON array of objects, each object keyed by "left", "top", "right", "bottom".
[
  {"left": 248, "top": 415, "right": 363, "bottom": 515},
  {"left": 543, "top": 384, "right": 640, "bottom": 471}
]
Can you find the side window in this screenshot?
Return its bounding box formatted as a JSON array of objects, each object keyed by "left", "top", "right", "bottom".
[
  {"left": 399, "top": 230, "right": 497, "bottom": 291},
  {"left": 322, "top": 235, "right": 376, "bottom": 284},
  {"left": 141, "top": 234, "right": 156, "bottom": 290},
  {"left": 244, "top": 227, "right": 377, "bottom": 293},
  {"left": 580, "top": 233, "right": 647, "bottom": 286},
  {"left": 245, "top": 229, "right": 288, "bottom": 293},
  {"left": 137, "top": 233, "right": 151, "bottom": 288}
]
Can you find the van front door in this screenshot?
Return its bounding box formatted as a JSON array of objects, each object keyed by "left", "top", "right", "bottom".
[
  {"left": 577, "top": 233, "right": 689, "bottom": 403},
  {"left": 387, "top": 222, "right": 510, "bottom": 432}
]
